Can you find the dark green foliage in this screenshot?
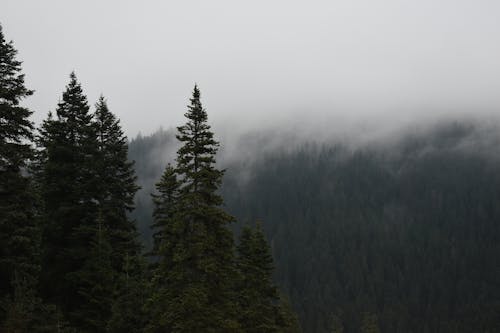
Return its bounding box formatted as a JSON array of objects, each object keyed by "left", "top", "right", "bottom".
[
  {"left": 128, "top": 128, "right": 177, "bottom": 249},
  {"left": 93, "top": 96, "right": 146, "bottom": 331},
  {"left": 1, "top": 276, "right": 40, "bottom": 332},
  {"left": 107, "top": 254, "right": 149, "bottom": 333},
  {"left": 221, "top": 124, "right": 500, "bottom": 333},
  {"left": 0, "top": 263, "right": 75, "bottom": 332},
  {"left": 72, "top": 213, "right": 114, "bottom": 333},
  {"left": 236, "top": 223, "right": 282, "bottom": 332},
  {"left": 359, "top": 313, "right": 380, "bottom": 333},
  {"left": 277, "top": 295, "right": 302, "bottom": 333},
  {"left": 0, "top": 24, "right": 40, "bottom": 327},
  {"left": 94, "top": 96, "right": 141, "bottom": 267},
  {"left": 147, "top": 86, "right": 240, "bottom": 332},
  {"left": 36, "top": 72, "right": 99, "bottom": 325},
  {"left": 130, "top": 122, "right": 500, "bottom": 333},
  {"left": 37, "top": 83, "right": 143, "bottom": 330},
  {"left": 149, "top": 163, "right": 179, "bottom": 260}
]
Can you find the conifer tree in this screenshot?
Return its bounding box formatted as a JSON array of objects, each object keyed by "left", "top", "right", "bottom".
[
  {"left": 149, "top": 163, "right": 179, "bottom": 260},
  {"left": 107, "top": 253, "right": 148, "bottom": 333},
  {"left": 74, "top": 211, "right": 114, "bottom": 333},
  {"left": 93, "top": 96, "right": 146, "bottom": 330},
  {"left": 0, "top": 24, "right": 40, "bottom": 327},
  {"left": 94, "top": 96, "right": 141, "bottom": 267},
  {"left": 145, "top": 163, "right": 179, "bottom": 330},
  {"left": 237, "top": 223, "right": 282, "bottom": 332},
  {"left": 277, "top": 295, "right": 302, "bottom": 333},
  {"left": 37, "top": 72, "right": 99, "bottom": 327},
  {"left": 147, "top": 85, "right": 239, "bottom": 332}
]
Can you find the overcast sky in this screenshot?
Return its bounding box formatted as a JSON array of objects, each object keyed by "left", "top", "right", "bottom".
[{"left": 2, "top": 0, "right": 500, "bottom": 137}]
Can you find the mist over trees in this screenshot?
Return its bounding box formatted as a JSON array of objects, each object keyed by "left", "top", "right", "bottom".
[
  {"left": 0, "top": 24, "right": 298, "bottom": 332},
  {"left": 3, "top": 19, "right": 500, "bottom": 333},
  {"left": 129, "top": 122, "right": 500, "bottom": 333}
]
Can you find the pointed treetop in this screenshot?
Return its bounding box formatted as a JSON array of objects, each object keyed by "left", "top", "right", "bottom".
[
  {"left": 0, "top": 24, "right": 33, "bottom": 105},
  {"left": 56, "top": 71, "right": 89, "bottom": 119},
  {"left": 95, "top": 94, "right": 109, "bottom": 112}
]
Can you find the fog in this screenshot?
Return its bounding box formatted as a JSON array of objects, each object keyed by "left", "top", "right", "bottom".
[{"left": 2, "top": 0, "right": 500, "bottom": 138}]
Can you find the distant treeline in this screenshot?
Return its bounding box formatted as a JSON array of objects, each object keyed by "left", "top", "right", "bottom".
[
  {"left": 0, "top": 25, "right": 299, "bottom": 332},
  {"left": 130, "top": 123, "right": 500, "bottom": 333}
]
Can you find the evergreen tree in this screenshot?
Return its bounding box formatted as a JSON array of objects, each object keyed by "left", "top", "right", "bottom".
[
  {"left": 149, "top": 163, "right": 179, "bottom": 260},
  {"left": 277, "top": 294, "right": 302, "bottom": 333},
  {"left": 145, "top": 163, "right": 179, "bottom": 330},
  {"left": 107, "top": 253, "right": 148, "bottom": 333},
  {"left": 237, "top": 223, "right": 295, "bottom": 332},
  {"left": 74, "top": 212, "right": 114, "bottom": 333},
  {"left": 94, "top": 95, "right": 141, "bottom": 268},
  {"left": 0, "top": 24, "right": 40, "bottom": 326},
  {"left": 147, "top": 85, "right": 239, "bottom": 332},
  {"left": 37, "top": 72, "right": 98, "bottom": 327},
  {"left": 93, "top": 96, "right": 146, "bottom": 330}
]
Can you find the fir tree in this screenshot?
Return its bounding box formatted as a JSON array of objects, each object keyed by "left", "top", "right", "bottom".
[
  {"left": 36, "top": 72, "right": 98, "bottom": 327},
  {"left": 0, "top": 24, "right": 40, "bottom": 326},
  {"left": 147, "top": 85, "right": 239, "bottom": 332},
  {"left": 73, "top": 211, "right": 114, "bottom": 333},
  {"left": 107, "top": 253, "right": 148, "bottom": 333},
  {"left": 93, "top": 96, "right": 146, "bottom": 330},
  {"left": 236, "top": 223, "right": 283, "bottom": 332},
  {"left": 145, "top": 163, "right": 179, "bottom": 330},
  {"left": 277, "top": 295, "right": 302, "bottom": 333},
  {"left": 149, "top": 163, "right": 179, "bottom": 260},
  {"left": 94, "top": 96, "right": 141, "bottom": 268}
]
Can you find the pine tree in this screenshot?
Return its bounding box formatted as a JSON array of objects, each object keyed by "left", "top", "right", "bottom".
[
  {"left": 147, "top": 85, "right": 240, "bottom": 332},
  {"left": 236, "top": 223, "right": 282, "bottom": 332},
  {"left": 107, "top": 252, "right": 148, "bottom": 333},
  {"left": 36, "top": 72, "right": 99, "bottom": 327},
  {"left": 149, "top": 163, "right": 179, "bottom": 260},
  {"left": 94, "top": 96, "right": 141, "bottom": 268},
  {"left": 145, "top": 163, "right": 179, "bottom": 330},
  {"left": 74, "top": 211, "right": 114, "bottom": 333},
  {"left": 277, "top": 294, "right": 302, "bottom": 333},
  {"left": 93, "top": 96, "right": 146, "bottom": 330},
  {"left": 0, "top": 24, "right": 40, "bottom": 327}
]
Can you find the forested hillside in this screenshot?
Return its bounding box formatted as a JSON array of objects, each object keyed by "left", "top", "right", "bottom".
[
  {"left": 3, "top": 11, "right": 500, "bottom": 331},
  {"left": 129, "top": 121, "right": 500, "bottom": 333},
  {"left": 1, "top": 25, "right": 298, "bottom": 332}
]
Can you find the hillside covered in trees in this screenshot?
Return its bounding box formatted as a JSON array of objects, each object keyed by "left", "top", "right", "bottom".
[
  {"left": 3, "top": 14, "right": 500, "bottom": 332},
  {"left": 0, "top": 25, "right": 298, "bottom": 332},
  {"left": 130, "top": 121, "right": 500, "bottom": 332}
]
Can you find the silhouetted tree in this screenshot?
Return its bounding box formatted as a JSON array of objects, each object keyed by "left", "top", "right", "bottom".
[
  {"left": 237, "top": 223, "right": 281, "bottom": 332},
  {"left": 0, "top": 24, "right": 41, "bottom": 330},
  {"left": 146, "top": 85, "right": 240, "bottom": 332},
  {"left": 37, "top": 72, "right": 99, "bottom": 327}
]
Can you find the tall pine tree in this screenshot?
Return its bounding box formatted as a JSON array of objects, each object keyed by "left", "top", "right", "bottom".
[
  {"left": 37, "top": 72, "right": 99, "bottom": 328},
  {"left": 149, "top": 163, "right": 179, "bottom": 260},
  {"left": 75, "top": 211, "right": 114, "bottom": 333},
  {"left": 236, "top": 223, "right": 298, "bottom": 332},
  {"left": 0, "top": 23, "right": 41, "bottom": 331},
  {"left": 93, "top": 96, "right": 146, "bottom": 331},
  {"left": 147, "top": 85, "right": 240, "bottom": 332},
  {"left": 94, "top": 95, "right": 141, "bottom": 267}
]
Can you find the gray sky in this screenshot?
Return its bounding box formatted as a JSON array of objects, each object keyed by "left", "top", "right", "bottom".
[{"left": 2, "top": 0, "right": 500, "bottom": 137}]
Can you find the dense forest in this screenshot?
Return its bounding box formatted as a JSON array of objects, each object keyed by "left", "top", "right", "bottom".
[
  {"left": 130, "top": 122, "right": 500, "bottom": 333},
  {"left": 0, "top": 25, "right": 298, "bottom": 332},
  {"left": 3, "top": 18, "right": 500, "bottom": 333}
]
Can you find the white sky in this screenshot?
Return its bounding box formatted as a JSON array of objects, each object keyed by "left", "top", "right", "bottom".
[{"left": 2, "top": 0, "right": 500, "bottom": 137}]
